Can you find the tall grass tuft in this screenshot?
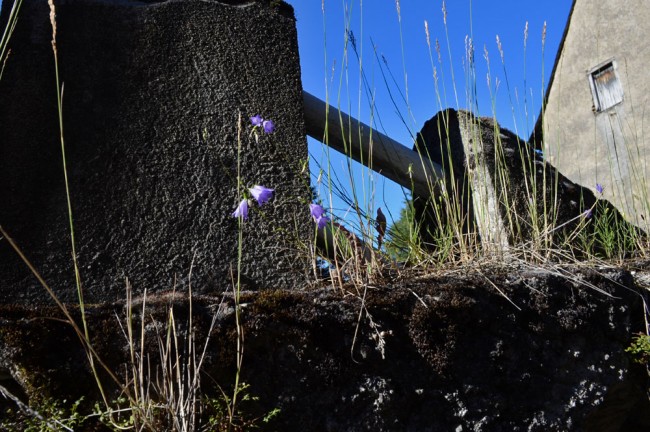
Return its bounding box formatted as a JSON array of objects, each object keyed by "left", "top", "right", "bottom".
[{"left": 100, "top": 278, "right": 221, "bottom": 431}]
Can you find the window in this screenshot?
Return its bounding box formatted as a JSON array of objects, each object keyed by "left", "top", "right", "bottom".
[{"left": 588, "top": 60, "right": 623, "bottom": 112}]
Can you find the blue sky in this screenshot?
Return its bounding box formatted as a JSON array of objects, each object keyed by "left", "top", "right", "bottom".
[{"left": 287, "top": 0, "right": 573, "bottom": 227}]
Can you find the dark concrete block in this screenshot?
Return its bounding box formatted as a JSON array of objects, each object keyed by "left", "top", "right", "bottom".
[
  {"left": 0, "top": 0, "right": 311, "bottom": 304},
  {"left": 414, "top": 109, "right": 642, "bottom": 256}
]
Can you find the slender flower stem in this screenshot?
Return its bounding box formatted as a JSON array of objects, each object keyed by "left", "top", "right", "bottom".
[
  {"left": 48, "top": 0, "right": 108, "bottom": 408},
  {"left": 231, "top": 112, "right": 245, "bottom": 424}
]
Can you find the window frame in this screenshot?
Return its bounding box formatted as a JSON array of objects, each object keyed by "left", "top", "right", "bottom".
[{"left": 588, "top": 59, "right": 624, "bottom": 113}]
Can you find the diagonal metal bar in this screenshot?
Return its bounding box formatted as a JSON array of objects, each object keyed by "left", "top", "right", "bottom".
[{"left": 302, "top": 91, "right": 444, "bottom": 197}]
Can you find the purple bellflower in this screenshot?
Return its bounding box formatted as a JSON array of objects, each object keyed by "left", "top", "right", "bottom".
[
  {"left": 249, "top": 185, "right": 274, "bottom": 205},
  {"left": 232, "top": 199, "right": 250, "bottom": 220},
  {"left": 250, "top": 115, "right": 275, "bottom": 134},
  {"left": 583, "top": 208, "right": 593, "bottom": 219},
  {"left": 316, "top": 215, "right": 330, "bottom": 229},
  {"left": 596, "top": 183, "right": 604, "bottom": 195},
  {"left": 262, "top": 119, "right": 275, "bottom": 134},
  {"left": 250, "top": 115, "right": 263, "bottom": 127},
  {"left": 310, "top": 203, "right": 325, "bottom": 219},
  {"left": 310, "top": 203, "right": 329, "bottom": 228}
]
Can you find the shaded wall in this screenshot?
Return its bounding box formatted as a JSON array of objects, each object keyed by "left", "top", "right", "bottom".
[{"left": 0, "top": 0, "right": 311, "bottom": 304}]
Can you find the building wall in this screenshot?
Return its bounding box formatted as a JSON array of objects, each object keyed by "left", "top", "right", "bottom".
[{"left": 542, "top": 0, "right": 650, "bottom": 227}]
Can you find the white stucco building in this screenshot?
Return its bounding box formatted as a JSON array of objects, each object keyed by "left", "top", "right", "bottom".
[{"left": 536, "top": 0, "right": 650, "bottom": 228}]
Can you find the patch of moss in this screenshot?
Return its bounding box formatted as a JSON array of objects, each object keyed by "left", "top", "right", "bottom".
[{"left": 250, "top": 289, "right": 304, "bottom": 317}]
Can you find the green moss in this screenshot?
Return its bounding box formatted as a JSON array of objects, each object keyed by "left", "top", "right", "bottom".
[{"left": 251, "top": 290, "right": 303, "bottom": 316}]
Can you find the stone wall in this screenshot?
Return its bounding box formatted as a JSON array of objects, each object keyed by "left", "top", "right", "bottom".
[
  {"left": 0, "top": 265, "right": 647, "bottom": 431},
  {"left": 0, "top": 0, "right": 311, "bottom": 304}
]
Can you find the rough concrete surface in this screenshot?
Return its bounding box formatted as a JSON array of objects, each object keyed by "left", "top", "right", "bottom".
[
  {"left": 0, "top": 264, "right": 648, "bottom": 431},
  {"left": 0, "top": 0, "right": 311, "bottom": 305}
]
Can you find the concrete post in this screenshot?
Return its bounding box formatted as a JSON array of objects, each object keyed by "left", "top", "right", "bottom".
[{"left": 0, "top": 0, "right": 311, "bottom": 303}]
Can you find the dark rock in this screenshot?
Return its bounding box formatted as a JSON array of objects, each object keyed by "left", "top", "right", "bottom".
[
  {"left": 0, "top": 0, "right": 311, "bottom": 304},
  {"left": 0, "top": 266, "right": 646, "bottom": 431},
  {"left": 413, "top": 110, "right": 643, "bottom": 256}
]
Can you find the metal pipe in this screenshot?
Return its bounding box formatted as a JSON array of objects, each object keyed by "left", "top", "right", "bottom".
[{"left": 302, "top": 91, "right": 443, "bottom": 197}]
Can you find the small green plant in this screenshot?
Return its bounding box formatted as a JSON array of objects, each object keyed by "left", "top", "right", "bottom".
[
  {"left": 205, "top": 383, "right": 280, "bottom": 431},
  {"left": 93, "top": 397, "right": 136, "bottom": 430},
  {"left": 575, "top": 197, "right": 640, "bottom": 261},
  {"left": 625, "top": 332, "right": 650, "bottom": 366},
  {"left": 384, "top": 198, "right": 417, "bottom": 261},
  {"left": 0, "top": 396, "right": 87, "bottom": 432}
]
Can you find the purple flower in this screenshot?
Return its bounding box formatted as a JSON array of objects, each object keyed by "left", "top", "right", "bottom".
[
  {"left": 583, "top": 209, "right": 593, "bottom": 219},
  {"left": 596, "top": 183, "right": 604, "bottom": 194},
  {"left": 250, "top": 115, "right": 263, "bottom": 127},
  {"left": 262, "top": 119, "right": 275, "bottom": 134},
  {"left": 232, "top": 199, "right": 250, "bottom": 219},
  {"left": 310, "top": 203, "right": 325, "bottom": 219},
  {"left": 310, "top": 203, "right": 329, "bottom": 229},
  {"left": 316, "top": 215, "right": 330, "bottom": 229},
  {"left": 249, "top": 185, "right": 274, "bottom": 206}
]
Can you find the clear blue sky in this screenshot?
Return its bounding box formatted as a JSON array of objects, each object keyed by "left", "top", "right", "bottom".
[{"left": 287, "top": 0, "right": 573, "bottom": 228}]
